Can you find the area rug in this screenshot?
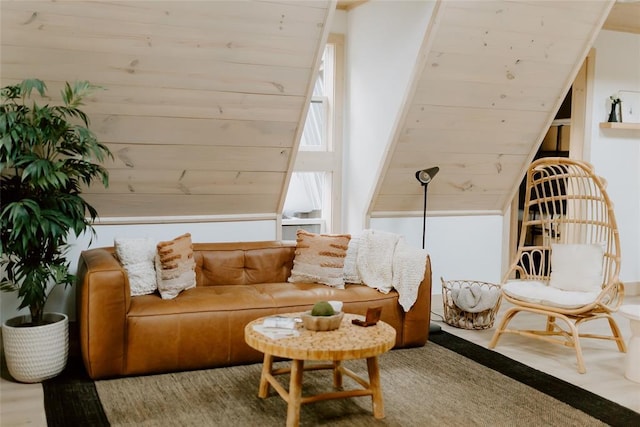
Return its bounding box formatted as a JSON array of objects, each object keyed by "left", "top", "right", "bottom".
[{"left": 43, "top": 331, "right": 639, "bottom": 427}]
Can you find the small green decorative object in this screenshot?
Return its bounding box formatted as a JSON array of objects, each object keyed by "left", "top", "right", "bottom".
[{"left": 311, "top": 301, "right": 335, "bottom": 316}]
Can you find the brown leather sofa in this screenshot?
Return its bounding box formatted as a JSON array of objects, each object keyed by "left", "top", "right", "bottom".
[{"left": 76, "top": 241, "right": 432, "bottom": 379}]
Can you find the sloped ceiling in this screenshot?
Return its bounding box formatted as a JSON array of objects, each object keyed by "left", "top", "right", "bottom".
[
  {"left": 1, "top": 0, "right": 626, "bottom": 222},
  {"left": 1, "top": 0, "right": 334, "bottom": 218},
  {"left": 369, "top": 0, "right": 615, "bottom": 216},
  {"left": 603, "top": 1, "right": 640, "bottom": 34}
]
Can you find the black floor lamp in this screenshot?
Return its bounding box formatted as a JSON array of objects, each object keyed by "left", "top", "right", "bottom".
[{"left": 415, "top": 166, "right": 442, "bottom": 334}]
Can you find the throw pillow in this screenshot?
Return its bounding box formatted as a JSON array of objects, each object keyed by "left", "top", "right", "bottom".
[
  {"left": 288, "top": 229, "right": 350, "bottom": 288},
  {"left": 114, "top": 237, "right": 157, "bottom": 296},
  {"left": 155, "top": 233, "right": 196, "bottom": 300},
  {"left": 549, "top": 243, "right": 604, "bottom": 292}
]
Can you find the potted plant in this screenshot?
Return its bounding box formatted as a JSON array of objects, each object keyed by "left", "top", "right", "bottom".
[{"left": 0, "top": 79, "right": 111, "bottom": 382}]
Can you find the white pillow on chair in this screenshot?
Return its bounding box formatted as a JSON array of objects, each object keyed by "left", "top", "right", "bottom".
[{"left": 549, "top": 243, "right": 604, "bottom": 292}]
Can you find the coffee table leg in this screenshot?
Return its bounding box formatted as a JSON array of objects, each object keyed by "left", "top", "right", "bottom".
[
  {"left": 366, "top": 356, "right": 384, "bottom": 419},
  {"left": 286, "top": 359, "right": 304, "bottom": 427},
  {"left": 333, "top": 360, "right": 343, "bottom": 389},
  {"left": 259, "top": 353, "right": 273, "bottom": 398}
]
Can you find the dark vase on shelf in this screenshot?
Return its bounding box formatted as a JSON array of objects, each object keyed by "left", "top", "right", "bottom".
[{"left": 608, "top": 102, "right": 620, "bottom": 122}]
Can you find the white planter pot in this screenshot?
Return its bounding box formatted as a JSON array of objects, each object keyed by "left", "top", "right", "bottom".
[{"left": 2, "top": 312, "right": 69, "bottom": 383}]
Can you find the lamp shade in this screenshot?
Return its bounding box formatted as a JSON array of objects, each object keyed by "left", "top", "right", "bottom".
[{"left": 415, "top": 167, "right": 440, "bottom": 185}]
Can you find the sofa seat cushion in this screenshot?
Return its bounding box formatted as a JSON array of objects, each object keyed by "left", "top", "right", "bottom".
[
  {"left": 254, "top": 282, "right": 399, "bottom": 308},
  {"left": 128, "top": 282, "right": 401, "bottom": 317},
  {"left": 128, "top": 286, "right": 277, "bottom": 316}
]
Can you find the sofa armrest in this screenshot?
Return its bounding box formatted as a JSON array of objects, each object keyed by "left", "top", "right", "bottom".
[
  {"left": 399, "top": 255, "right": 433, "bottom": 347},
  {"left": 76, "top": 247, "right": 129, "bottom": 379}
]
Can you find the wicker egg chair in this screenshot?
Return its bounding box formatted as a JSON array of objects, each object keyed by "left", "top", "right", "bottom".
[{"left": 488, "top": 157, "right": 626, "bottom": 374}]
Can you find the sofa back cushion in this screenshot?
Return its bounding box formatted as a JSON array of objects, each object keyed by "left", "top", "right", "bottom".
[{"left": 193, "top": 242, "right": 295, "bottom": 286}]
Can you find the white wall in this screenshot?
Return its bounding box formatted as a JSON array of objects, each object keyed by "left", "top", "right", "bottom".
[
  {"left": 344, "top": 0, "right": 436, "bottom": 232},
  {"left": 343, "top": 1, "right": 503, "bottom": 295},
  {"left": 332, "top": 8, "right": 347, "bottom": 34},
  {"left": 371, "top": 215, "right": 505, "bottom": 294},
  {"left": 590, "top": 30, "right": 640, "bottom": 284}
]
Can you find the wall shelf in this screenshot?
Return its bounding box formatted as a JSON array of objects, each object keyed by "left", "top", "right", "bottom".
[{"left": 599, "top": 122, "right": 640, "bottom": 130}]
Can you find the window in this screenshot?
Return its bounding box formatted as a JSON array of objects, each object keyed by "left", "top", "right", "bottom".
[{"left": 282, "top": 35, "right": 343, "bottom": 239}]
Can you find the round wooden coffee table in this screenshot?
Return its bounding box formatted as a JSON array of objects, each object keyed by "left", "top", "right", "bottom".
[{"left": 245, "top": 312, "right": 396, "bottom": 427}]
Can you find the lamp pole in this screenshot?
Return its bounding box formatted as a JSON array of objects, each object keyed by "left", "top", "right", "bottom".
[
  {"left": 415, "top": 167, "right": 441, "bottom": 334},
  {"left": 422, "top": 182, "right": 428, "bottom": 251}
]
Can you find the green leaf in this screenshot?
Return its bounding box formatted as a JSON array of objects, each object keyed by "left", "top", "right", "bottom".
[{"left": 19, "top": 79, "right": 47, "bottom": 99}]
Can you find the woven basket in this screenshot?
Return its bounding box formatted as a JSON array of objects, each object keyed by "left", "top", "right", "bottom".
[
  {"left": 441, "top": 279, "right": 502, "bottom": 330},
  {"left": 2, "top": 313, "right": 69, "bottom": 383}
]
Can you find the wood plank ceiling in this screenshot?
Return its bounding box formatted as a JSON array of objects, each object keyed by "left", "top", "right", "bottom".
[
  {"left": 369, "top": 0, "right": 615, "bottom": 216},
  {"left": 1, "top": 0, "right": 627, "bottom": 221},
  {"left": 1, "top": 0, "right": 334, "bottom": 218},
  {"left": 603, "top": 1, "right": 640, "bottom": 34}
]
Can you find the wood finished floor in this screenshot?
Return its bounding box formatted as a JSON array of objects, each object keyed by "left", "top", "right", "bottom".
[
  {"left": 434, "top": 293, "right": 640, "bottom": 414},
  {"left": 1, "top": 295, "right": 639, "bottom": 426}
]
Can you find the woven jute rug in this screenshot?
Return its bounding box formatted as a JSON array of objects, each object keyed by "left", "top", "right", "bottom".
[
  {"left": 43, "top": 331, "right": 639, "bottom": 427},
  {"left": 92, "top": 341, "right": 604, "bottom": 426}
]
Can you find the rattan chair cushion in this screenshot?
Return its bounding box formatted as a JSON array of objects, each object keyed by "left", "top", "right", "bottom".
[{"left": 503, "top": 280, "right": 599, "bottom": 309}]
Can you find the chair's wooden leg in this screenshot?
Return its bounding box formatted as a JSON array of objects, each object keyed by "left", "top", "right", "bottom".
[
  {"left": 489, "top": 307, "right": 519, "bottom": 349},
  {"left": 574, "top": 344, "right": 586, "bottom": 374},
  {"left": 564, "top": 318, "right": 586, "bottom": 374},
  {"left": 607, "top": 316, "right": 628, "bottom": 353}
]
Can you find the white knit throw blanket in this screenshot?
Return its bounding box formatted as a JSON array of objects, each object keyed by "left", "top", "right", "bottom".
[
  {"left": 356, "top": 229, "right": 399, "bottom": 294},
  {"left": 356, "top": 229, "right": 427, "bottom": 312},
  {"left": 392, "top": 238, "right": 428, "bottom": 312}
]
